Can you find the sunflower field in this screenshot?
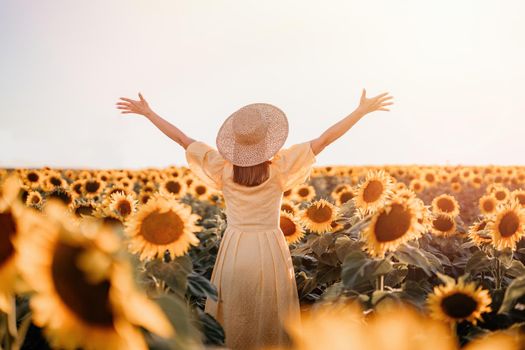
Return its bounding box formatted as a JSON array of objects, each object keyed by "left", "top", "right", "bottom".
[{"left": 0, "top": 164, "right": 525, "bottom": 350}]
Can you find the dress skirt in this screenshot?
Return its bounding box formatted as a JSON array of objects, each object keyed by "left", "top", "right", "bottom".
[{"left": 204, "top": 225, "right": 302, "bottom": 350}]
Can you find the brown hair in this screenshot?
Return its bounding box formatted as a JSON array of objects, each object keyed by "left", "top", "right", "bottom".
[{"left": 233, "top": 160, "right": 272, "bottom": 187}]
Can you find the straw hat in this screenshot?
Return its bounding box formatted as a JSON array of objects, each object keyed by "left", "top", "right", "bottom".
[{"left": 216, "top": 103, "right": 289, "bottom": 167}]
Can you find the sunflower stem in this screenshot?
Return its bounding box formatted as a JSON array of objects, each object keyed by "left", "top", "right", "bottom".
[
  {"left": 376, "top": 274, "right": 385, "bottom": 292},
  {"left": 495, "top": 258, "right": 502, "bottom": 290}
]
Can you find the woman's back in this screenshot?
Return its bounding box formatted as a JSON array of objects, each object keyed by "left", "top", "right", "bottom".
[
  {"left": 186, "top": 140, "right": 317, "bottom": 231},
  {"left": 185, "top": 140, "right": 316, "bottom": 350}
]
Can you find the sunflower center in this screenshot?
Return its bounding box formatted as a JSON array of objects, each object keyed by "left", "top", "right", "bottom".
[
  {"left": 166, "top": 181, "right": 181, "bottom": 194},
  {"left": 516, "top": 194, "right": 525, "bottom": 205},
  {"left": 477, "top": 221, "right": 487, "bottom": 231},
  {"left": 85, "top": 181, "right": 100, "bottom": 193},
  {"left": 73, "top": 183, "right": 83, "bottom": 195},
  {"left": 281, "top": 204, "right": 294, "bottom": 213},
  {"left": 50, "top": 177, "right": 62, "bottom": 187},
  {"left": 75, "top": 205, "right": 94, "bottom": 217},
  {"left": 433, "top": 216, "right": 454, "bottom": 233},
  {"left": 483, "top": 200, "right": 495, "bottom": 212},
  {"left": 498, "top": 212, "right": 519, "bottom": 238},
  {"left": 280, "top": 216, "right": 297, "bottom": 236},
  {"left": 117, "top": 200, "right": 132, "bottom": 216},
  {"left": 495, "top": 191, "right": 506, "bottom": 201},
  {"left": 440, "top": 292, "right": 478, "bottom": 319},
  {"left": 27, "top": 172, "right": 39, "bottom": 182},
  {"left": 51, "top": 241, "right": 114, "bottom": 327},
  {"left": 31, "top": 195, "right": 41, "bottom": 204},
  {"left": 139, "top": 210, "right": 184, "bottom": 245},
  {"left": 306, "top": 205, "right": 332, "bottom": 223},
  {"left": 437, "top": 198, "right": 455, "bottom": 213},
  {"left": 363, "top": 180, "right": 384, "bottom": 203},
  {"left": 298, "top": 188, "right": 310, "bottom": 197},
  {"left": 283, "top": 189, "right": 292, "bottom": 197},
  {"left": 0, "top": 212, "right": 16, "bottom": 267},
  {"left": 340, "top": 191, "right": 354, "bottom": 204},
  {"left": 195, "top": 185, "right": 206, "bottom": 195},
  {"left": 425, "top": 173, "right": 435, "bottom": 183},
  {"left": 373, "top": 203, "right": 412, "bottom": 243}
]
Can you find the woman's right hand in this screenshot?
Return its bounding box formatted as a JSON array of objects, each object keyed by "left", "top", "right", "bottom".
[
  {"left": 355, "top": 88, "right": 394, "bottom": 116},
  {"left": 116, "top": 92, "right": 153, "bottom": 117}
]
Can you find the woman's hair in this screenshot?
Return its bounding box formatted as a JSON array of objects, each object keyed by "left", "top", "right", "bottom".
[{"left": 233, "top": 160, "right": 272, "bottom": 187}]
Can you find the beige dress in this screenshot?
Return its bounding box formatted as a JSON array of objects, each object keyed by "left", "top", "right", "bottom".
[{"left": 185, "top": 140, "right": 317, "bottom": 350}]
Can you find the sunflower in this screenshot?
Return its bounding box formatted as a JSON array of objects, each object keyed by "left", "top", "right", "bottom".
[
  {"left": 431, "top": 194, "right": 460, "bottom": 217},
  {"left": 293, "top": 184, "right": 316, "bottom": 202},
  {"left": 188, "top": 180, "right": 213, "bottom": 201},
  {"left": 450, "top": 182, "right": 462, "bottom": 193},
  {"left": 335, "top": 188, "right": 355, "bottom": 207},
  {"left": 409, "top": 179, "right": 425, "bottom": 193},
  {"left": 427, "top": 275, "right": 492, "bottom": 325},
  {"left": 70, "top": 179, "right": 85, "bottom": 198},
  {"left": 421, "top": 169, "right": 438, "bottom": 187},
  {"left": 83, "top": 179, "right": 106, "bottom": 199},
  {"left": 282, "top": 188, "right": 294, "bottom": 200},
  {"left": 280, "top": 199, "right": 300, "bottom": 215},
  {"left": 330, "top": 183, "right": 352, "bottom": 201},
  {"left": 0, "top": 174, "right": 32, "bottom": 313},
  {"left": 430, "top": 213, "right": 457, "bottom": 237},
  {"left": 125, "top": 193, "right": 202, "bottom": 260},
  {"left": 468, "top": 218, "right": 492, "bottom": 246},
  {"left": 279, "top": 211, "right": 305, "bottom": 244},
  {"left": 42, "top": 170, "right": 67, "bottom": 192},
  {"left": 479, "top": 194, "right": 499, "bottom": 216},
  {"left": 298, "top": 199, "right": 339, "bottom": 234},
  {"left": 159, "top": 178, "right": 187, "bottom": 198},
  {"left": 361, "top": 194, "right": 426, "bottom": 258},
  {"left": 511, "top": 189, "right": 525, "bottom": 208},
  {"left": 486, "top": 199, "right": 525, "bottom": 251},
  {"left": 15, "top": 200, "right": 175, "bottom": 350},
  {"left": 353, "top": 170, "right": 394, "bottom": 216},
  {"left": 21, "top": 169, "right": 42, "bottom": 189},
  {"left": 107, "top": 192, "right": 138, "bottom": 220},
  {"left": 138, "top": 191, "right": 153, "bottom": 206},
  {"left": 71, "top": 198, "right": 100, "bottom": 218},
  {"left": 490, "top": 185, "right": 511, "bottom": 203},
  {"left": 26, "top": 190, "right": 44, "bottom": 207}
]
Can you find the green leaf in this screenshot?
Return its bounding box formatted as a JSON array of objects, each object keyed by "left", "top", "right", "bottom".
[
  {"left": 465, "top": 250, "right": 492, "bottom": 276},
  {"left": 394, "top": 244, "right": 434, "bottom": 276},
  {"left": 186, "top": 272, "right": 218, "bottom": 301},
  {"left": 498, "top": 274, "right": 525, "bottom": 314},
  {"left": 341, "top": 251, "right": 369, "bottom": 289}
]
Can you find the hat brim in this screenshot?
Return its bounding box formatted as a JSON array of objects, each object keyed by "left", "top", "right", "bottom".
[{"left": 216, "top": 103, "right": 289, "bottom": 167}]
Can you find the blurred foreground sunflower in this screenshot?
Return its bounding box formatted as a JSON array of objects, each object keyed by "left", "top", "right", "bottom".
[
  {"left": 16, "top": 200, "right": 175, "bottom": 350},
  {"left": 125, "top": 193, "right": 201, "bottom": 260}
]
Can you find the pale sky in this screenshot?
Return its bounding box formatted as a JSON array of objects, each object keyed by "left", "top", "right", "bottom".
[{"left": 1, "top": 0, "right": 524, "bottom": 169}]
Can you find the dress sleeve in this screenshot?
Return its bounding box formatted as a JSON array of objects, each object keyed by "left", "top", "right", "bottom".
[
  {"left": 185, "top": 141, "right": 227, "bottom": 191},
  {"left": 272, "top": 141, "right": 317, "bottom": 192}
]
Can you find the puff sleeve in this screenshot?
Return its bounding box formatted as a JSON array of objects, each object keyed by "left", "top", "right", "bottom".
[
  {"left": 273, "top": 141, "right": 317, "bottom": 192},
  {"left": 185, "top": 141, "right": 227, "bottom": 191}
]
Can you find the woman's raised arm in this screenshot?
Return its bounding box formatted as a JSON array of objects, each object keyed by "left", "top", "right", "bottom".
[
  {"left": 309, "top": 88, "right": 394, "bottom": 156},
  {"left": 116, "top": 92, "right": 196, "bottom": 149}
]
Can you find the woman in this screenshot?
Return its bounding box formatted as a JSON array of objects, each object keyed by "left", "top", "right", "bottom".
[{"left": 115, "top": 89, "right": 393, "bottom": 350}]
